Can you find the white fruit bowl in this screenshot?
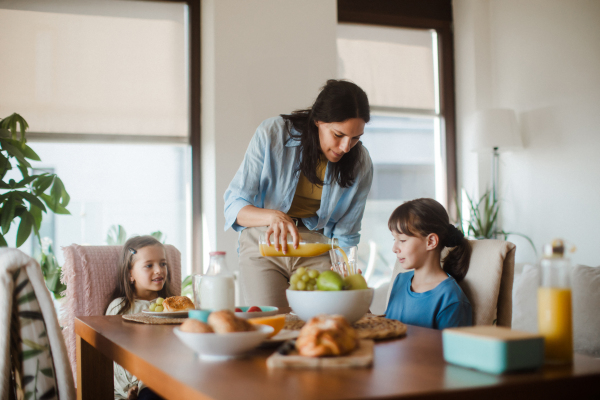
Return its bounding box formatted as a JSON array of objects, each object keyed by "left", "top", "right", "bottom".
[
  {"left": 286, "top": 288, "right": 374, "bottom": 323},
  {"left": 173, "top": 324, "right": 274, "bottom": 360}
]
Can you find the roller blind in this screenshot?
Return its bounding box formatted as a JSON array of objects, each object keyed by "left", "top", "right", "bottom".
[
  {"left": 337, "top": 23, "right": 436, "bottom": 111},
  {"left": 0, "top": 1, "right": 188, "bottom": 139}
]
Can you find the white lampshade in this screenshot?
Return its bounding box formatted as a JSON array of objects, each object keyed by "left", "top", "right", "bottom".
[{"left": 470, "top": 109, "right": 522, "bottom": 152}]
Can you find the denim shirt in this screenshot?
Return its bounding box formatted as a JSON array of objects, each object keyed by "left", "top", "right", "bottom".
[{"left": 224, "top": 116, "right": 373, "bottom": 248}]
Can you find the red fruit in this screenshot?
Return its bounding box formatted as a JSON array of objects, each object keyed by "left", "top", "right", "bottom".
[
  {"left": 235, "top": 307, "right": 242, "bottom": 312},
  {"left": 247, "top": 306, "right": 262, "bottom": 312}
]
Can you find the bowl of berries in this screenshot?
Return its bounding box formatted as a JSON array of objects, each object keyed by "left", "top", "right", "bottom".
[
  {"left": 286, "top": 267, "right": 373, "bottom": 323},
  {"left": 234, "top": 306, "right": 279, "bottom": 320}
]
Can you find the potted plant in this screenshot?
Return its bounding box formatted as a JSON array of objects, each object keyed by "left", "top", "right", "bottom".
[{"left": 0, "top": 113, "right": 71, "bottom": 247}]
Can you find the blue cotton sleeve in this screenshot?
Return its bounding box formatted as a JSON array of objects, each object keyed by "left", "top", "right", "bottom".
[
  {"left": 436, "top": 301, "right": 473, "bottom": 329},
  {"left": 223, "top": 124, "right": 267, "bottom": 232}
]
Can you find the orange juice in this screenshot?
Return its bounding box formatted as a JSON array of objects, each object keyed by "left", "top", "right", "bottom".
[
  {"left": 260, "top": 242, "right": 333, "bottom": 257},
  {"left": 537, "top": 287, "right": 573, "bottom": 363}
]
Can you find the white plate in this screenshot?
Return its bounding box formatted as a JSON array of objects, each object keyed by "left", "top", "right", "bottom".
[
  {"left": 142, "top": 310, "right": 190, "bottom": 318},
  {"left": 265, "top": 329, "right": 299, "bottom": 343}
]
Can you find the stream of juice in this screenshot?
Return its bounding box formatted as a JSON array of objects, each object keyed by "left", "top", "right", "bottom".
[
  {"left": 259, "top": 243, "right": 351, "bottom": 272},
  {"left": 538, "top": 287, "right": 573, "bottom": 363}
]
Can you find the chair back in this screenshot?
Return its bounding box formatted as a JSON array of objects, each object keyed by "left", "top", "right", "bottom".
[
  {"left": 0, "top": 248, "right": 75, "bottom": 400},
  {"left": 386, "top": 239, "right": 516, "bottom": 327},
  {"left": 61, "top": 244, "right": 181, "bottom": 384}
]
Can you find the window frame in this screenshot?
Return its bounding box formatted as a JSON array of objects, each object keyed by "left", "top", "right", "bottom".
[{"left": 338, "top": 0, "right": 457, "bottom": 217}]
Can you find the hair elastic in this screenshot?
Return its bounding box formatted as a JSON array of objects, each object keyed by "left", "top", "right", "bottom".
[{"left": 129, "top": 248, "right": 137, "bottom": 255}]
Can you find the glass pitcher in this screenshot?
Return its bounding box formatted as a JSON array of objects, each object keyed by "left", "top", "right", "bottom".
[
  {"left": 193, "top": 251, "right": 235, "bottom": 311},
  {"left": 258, "top": 231, "right": 338, "bottom": 257}
]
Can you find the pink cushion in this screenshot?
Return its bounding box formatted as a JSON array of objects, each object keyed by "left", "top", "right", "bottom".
[{"left": 60, "top": 244, "right": 181, "bottom": 385}]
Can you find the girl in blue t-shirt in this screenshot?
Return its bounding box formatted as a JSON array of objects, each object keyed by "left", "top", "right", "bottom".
[{"left": 385, "top": 198, "right": 473, "bottom": 330}]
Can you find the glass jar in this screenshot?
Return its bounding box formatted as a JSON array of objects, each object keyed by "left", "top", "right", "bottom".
[
  {"left": 192, "top": 251, "right": 235, "bottom": 311},
  {"left": 537, "top": 239, "right": 573, "bottom": 364},
  {"left": 258, "top": 231, "right": 338, "bottom": 257}
]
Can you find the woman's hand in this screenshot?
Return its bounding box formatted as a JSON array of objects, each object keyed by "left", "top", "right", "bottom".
[
  {"left": 236, "top": 206, "right": 300, "bottom": 254},
  {"left": 265, "top": 211, "right": 299, "bottom": 255}
]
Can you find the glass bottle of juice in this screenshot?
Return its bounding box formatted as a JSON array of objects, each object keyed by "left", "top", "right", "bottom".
[
  {"left": 537, "top": 239, "right": 573, "bottom": 364},
  {"left": 196, "top": 251, "right": 235, "bottom": 311},
  {"left": 258, "top": 231, "right": 338, "bottom": 258}
]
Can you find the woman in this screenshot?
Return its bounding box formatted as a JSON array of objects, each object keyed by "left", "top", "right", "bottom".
[{"left": 224, "top": 79, "right": 373, "bottom": 309}]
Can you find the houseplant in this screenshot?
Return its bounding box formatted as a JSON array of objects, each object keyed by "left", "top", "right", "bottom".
[
  {"left": 0, "top": 113, "right": 70, "bottom": 247},
  {"left": 456, "top": 189, "right": 536, "bottom": 254}
]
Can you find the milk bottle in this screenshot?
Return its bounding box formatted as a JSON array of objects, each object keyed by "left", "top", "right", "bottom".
[{"left": 195, "top": 251, "right": 235, "bottom": 311}]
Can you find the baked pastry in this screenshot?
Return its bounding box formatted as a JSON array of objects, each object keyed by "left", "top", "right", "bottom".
[
  {"left": 162, "top": 296, "right": 195, "bottom": 312},
  {"left": 208, "top": 310, "right": 255, "bottom": 333},
  {"left": 295, "top": 314, "right": 358, "bottom": 357},
  {"left": 180, "top": 318, "right": 214, "bottom": 333}
]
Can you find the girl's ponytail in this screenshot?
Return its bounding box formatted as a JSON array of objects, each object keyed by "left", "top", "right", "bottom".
[{"left": 442, "top": 229, "right": 472, "bottom": 282}]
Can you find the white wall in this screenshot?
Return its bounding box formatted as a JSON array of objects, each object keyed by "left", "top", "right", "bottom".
[
  {"left": 201, "top": 0, "right": 338, "bottom": 273},
  {"left": 454, "top": 0, "right": 600, "bottom": 266}
]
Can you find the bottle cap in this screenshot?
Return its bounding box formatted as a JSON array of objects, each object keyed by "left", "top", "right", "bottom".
[
  {"left": 209, "top": 251, "right": 226, "bottom": 256},
  {"left": 543, "top": 239, "right": 565, "bottom": 258}
]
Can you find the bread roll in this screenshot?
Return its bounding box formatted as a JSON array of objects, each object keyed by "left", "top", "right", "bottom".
[
  {"left": 295, "top": 314, "right": 358, "bottom": 357},
  {"left": 180, "top": 319, "right": 214, "bottom": 333},
  {"left": 208, "top": 310, "right": 255, "bottom": 333},
  {"left": 162, "top": 296, "right": 195, "bottom": 312}
]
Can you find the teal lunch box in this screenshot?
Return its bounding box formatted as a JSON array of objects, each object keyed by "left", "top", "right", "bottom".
[{"left": 442, "top": 326, "right": 544, "bottom": 374}]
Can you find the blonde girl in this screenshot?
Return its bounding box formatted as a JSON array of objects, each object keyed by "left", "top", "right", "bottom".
[{"left": 106, "top": 236, "right": 173, "bottom": 400}]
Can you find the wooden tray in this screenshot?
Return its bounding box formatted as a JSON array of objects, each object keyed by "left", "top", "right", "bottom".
[{"left": 267, "top": 340, "right": 374, "bottom": 369}]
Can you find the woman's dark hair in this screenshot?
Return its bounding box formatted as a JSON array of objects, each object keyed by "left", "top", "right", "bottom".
[
  {"left": 388, "top": 198, "right": 472, "bottom": 282},
  {"left": 107, "top": 235, "right": 174, "bottom": 315},
  {"left": 281, "top": 79, "right": 370, "bottom": 188}
]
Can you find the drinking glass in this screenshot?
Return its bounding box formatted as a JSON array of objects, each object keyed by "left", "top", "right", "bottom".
[
  {"left": 192, "top": 274, "right": 203, "bottom": 310},
  {"left": 329, "top": 246, "right": 358, "bottom": 277}
]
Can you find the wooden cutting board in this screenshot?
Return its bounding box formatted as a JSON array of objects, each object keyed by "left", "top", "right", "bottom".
[{"left": 266, "top": 340, "right": 374, "bottom": 369}]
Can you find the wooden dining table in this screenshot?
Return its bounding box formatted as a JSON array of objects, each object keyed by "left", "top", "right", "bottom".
[{"left": 75, "top": 315, "right": 600, "bottom": 400}]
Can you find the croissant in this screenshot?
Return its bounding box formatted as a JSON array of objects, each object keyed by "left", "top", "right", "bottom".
[
  {"left": 295, "top": 314, "right": 358, "bottom": 357},
  {"left": 162, "top": 296, "right": 195, "bottom": 312}
]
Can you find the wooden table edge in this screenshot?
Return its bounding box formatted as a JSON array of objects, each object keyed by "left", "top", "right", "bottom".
[{"left": 75, "top": 317, "right": 213, "bottom": 400}]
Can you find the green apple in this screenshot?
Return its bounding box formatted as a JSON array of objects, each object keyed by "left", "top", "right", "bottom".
[
  {"left": 316, "top": 271, "right": 345, "bottom": 291},
  {"left": 344, "top": 274, "right": 368, "bottom": 290}
]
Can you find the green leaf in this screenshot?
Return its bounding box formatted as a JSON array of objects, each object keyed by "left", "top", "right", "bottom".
[
  {"left": 14, "top": 278, "right": 29, "bottom": 296},
  {"left": 39, "top": 194, "right": 70, "bottom": 215},
  {"left": 19, "top": 310, "right": 43, "bottom": 320},
  {"left": 21, "top": 349, "right": 43, "bottom": 360},
  {"left": 30, "top": 205, "right": 43, "bottom": 230},
  {"left": 34, "top": 175, "right": 54, "bottom": 194},
  {"left": 39, "top": 387, "right": 56, "bottom": 400},
  {"left": 17, "top": 291, "right": 37, "bottom": 305},
  {"left": 16, "top": 211, "right": 34, "bottom": 247},
  {"left": 22, "top": 338, "right": 47, "bottom": 351},
  {"left": 0, "top": 233, "right": 7, "bottom": 247},
  {"left": 25, "top": 391, "right": 33, "bottom": 400},
  {"left": 1, "top": 193, "right": 16, "bottom": 234},
  {"left": 21, "top": 144, "right": 40, "bottom": 161},
  {"left": 18, "top": 192, "right": 47, "bottom": 212},
  {"left": 106, "top": 224, "right": 127, "bottom": 245},
  {"left": 0, "top": 138, "right": 25, "bottom": 159},
  {"left": 40, "top": 368, "right": 54, "bottom": 378},
  {"left": 14, "top": 175, "right": 39, "bottom": 189},
  {"left": 0, "top": 127, "right": 10, "bottom": 138}
]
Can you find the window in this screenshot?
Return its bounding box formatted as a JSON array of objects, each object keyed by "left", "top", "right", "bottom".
[
  {"left": 0, "top": 1, "right": 194, "bottom": 276},
  {"left": 336, "top": 5, "right": 457, "bottom": 294}
]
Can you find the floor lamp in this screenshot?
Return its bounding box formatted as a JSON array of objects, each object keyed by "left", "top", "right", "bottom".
[{"left": 471, "top": 108, "right": 522, "bottom": 235}]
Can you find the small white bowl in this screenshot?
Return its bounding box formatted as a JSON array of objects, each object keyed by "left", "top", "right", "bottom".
[
  {"left": 286, "top": 288, "right": 374, "bottom": 323},
  {"left": 173, "top": 325, "right": 274, "bottom": 360},
  {"left": 234, "top": 306, "right": 279, "bottom": 320}
]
